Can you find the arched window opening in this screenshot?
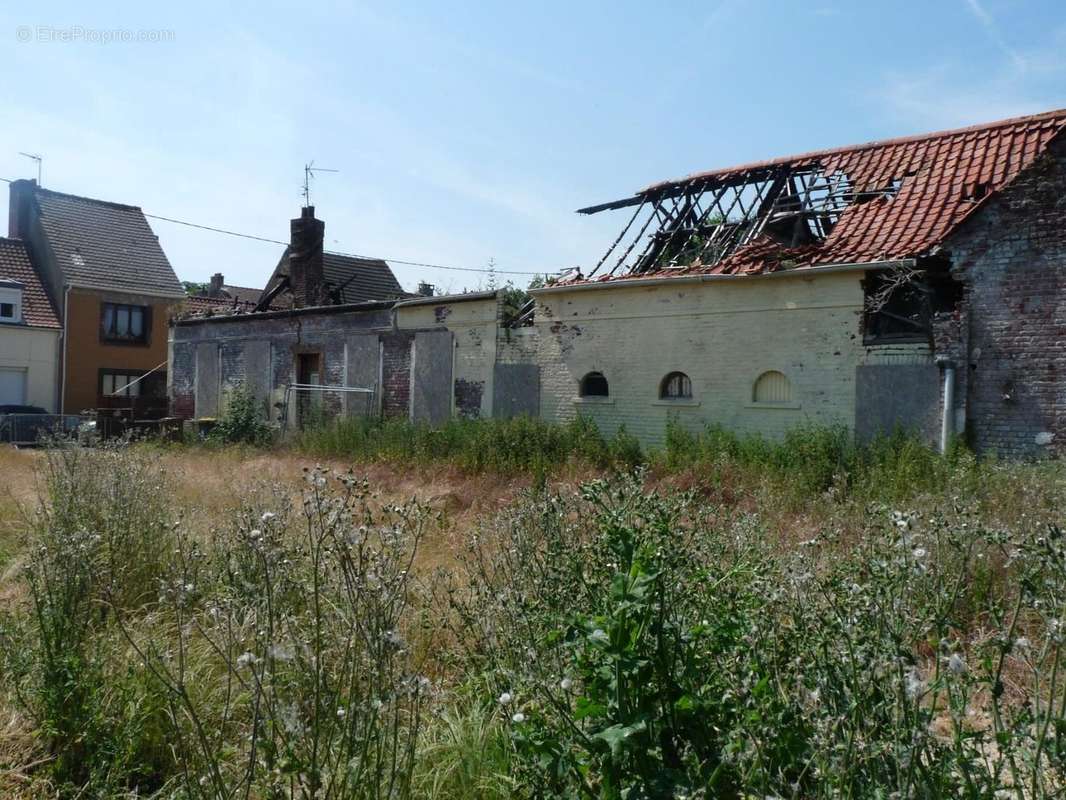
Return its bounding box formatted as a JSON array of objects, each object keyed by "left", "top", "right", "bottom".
[
  {"left": 753, "top": 370, "right": 792, "bottom": 403},
  {"left": 660, "top": 371, "right": 692, "bottom": 399},
  {"left": 579, "top": 371, "right": 609, "bottom": 397}
]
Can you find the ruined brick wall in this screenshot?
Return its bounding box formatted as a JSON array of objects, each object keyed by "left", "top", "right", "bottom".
[
  {"left": 395, "top": 293, "right": 499, "bottom": 418},
  {"left": 945, "top": 134, "right": 1066, "bottom": 458},
  {"left": 528, "top": 272, "right": 872, "bottom": 447},
  {"left": 169, "top": 307, "right": 392, "bottom": 423},
  {"left": 380, "top": 333, "right": 413, "bottom": 418}
]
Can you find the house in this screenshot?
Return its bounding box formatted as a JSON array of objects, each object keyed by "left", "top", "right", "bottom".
[
  {"left": 168, "top": 206, "right": 498, "bottom": 424},
  {"left": 8, "top": 180, "right": 185, "bottom": 414},
  {"left": 507, "top": 108, "right": 1066, "bottom": 457},
  {"left": 169, "top": 108, "right": 1066, "bottom": 458},
  {"left": 259, "top": 248, "right": 406, "bottom": 309},
  {"left": 0, "top": 236, "right": 61, "bottom": 409}
]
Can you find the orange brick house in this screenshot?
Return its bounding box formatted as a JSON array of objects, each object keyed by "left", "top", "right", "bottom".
[{"left": 8, "top": 180, "right": 184, "bottom": 414}]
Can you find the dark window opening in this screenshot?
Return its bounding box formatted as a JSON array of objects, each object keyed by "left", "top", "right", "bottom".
[
  {"left": 863, "top": 270, "right": 962, "bottom": 345},
  {"left": 660, "top": 371, "right": 692, "bottom": 399},
  {"left": 101, "top": 302, "right": 150, "bottom": 344},
  {"left": 579, "top": 371, "right": 609, "bottom": 397},
  {"left": 296, "top": 352, "right": 323, "bottom": 426},
  {"left": 0, "top": 302, "right": 14, "bottom": 319}
]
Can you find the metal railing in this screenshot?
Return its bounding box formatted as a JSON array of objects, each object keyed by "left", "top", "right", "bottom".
[
  {"left": 280, "top": 383, "right": 376, "bottom": 431},
  {"left": 0, "top": 414, "right": 83, "bottom": 446}
]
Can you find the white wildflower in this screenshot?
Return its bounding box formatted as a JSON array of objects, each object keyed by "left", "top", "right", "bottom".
[
  {"left": 267, "top": 643, "right": 294, "bottom": 662},
  {"left": 947, "top": 653, "right": 967, "bottom": 675},
  {"left": 905, "top": 670, "right": 925, "bottom": 699},
  {"left": 236, "top": 652, "right": 258, "bottom": 670},
  {"left": 336, "top": 707, "right": 346, "bottom": 719},
  {"left": 590, "top": 628, "right": 609, "bottom": 644},
  {"left": 560, "top": 678, "right": 573, "bottom": 691},
  {"left": 912, "top": 548, "right": 927, "bottom": 559},
  {"left": 498, "top": 691, "right": 513, "bottom": 706},
  {"left": 511, "top": 712, "right": 525, "bottom": 723},
  {"left": 261, "top": 511, "right": 277, "bottom": 523}
]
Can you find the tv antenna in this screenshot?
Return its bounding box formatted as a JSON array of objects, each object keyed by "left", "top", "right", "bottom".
[
  {"left": 302, "top": 161, "right": 339, "bottom": 207},
  {"left": 19, "top": 152, "right": 42, "bottom": 184}
]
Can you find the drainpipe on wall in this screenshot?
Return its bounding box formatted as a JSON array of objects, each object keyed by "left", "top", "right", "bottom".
[
  {"left": 58, "top": 284, "right": 70, "bottom": 413},
  {"left": 936, "top": 356, "right": 955, "bottom": 454}
]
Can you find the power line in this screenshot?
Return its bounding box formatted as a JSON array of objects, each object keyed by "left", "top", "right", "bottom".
[
  {"left": 1, "top": 176, "right": 551, "bottom": 276},
  {"left": 144, "top": 212, "right": 544, "bottom": 276}
]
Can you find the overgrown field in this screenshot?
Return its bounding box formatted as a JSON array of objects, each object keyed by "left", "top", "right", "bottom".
[{"left": 2, "top": 423, "right": 1066, "bottom": 798}]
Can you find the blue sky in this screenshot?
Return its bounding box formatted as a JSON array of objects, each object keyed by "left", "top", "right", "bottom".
[{"left": 2, "top": 1, "right": 1064, "bottom": 293}]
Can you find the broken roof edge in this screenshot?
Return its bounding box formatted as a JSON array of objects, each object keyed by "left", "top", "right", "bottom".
[
  {"left": 64, "top": 280, "right": 187, "bottom": 301},
  {"left": 577, "top": 107, "right": 1066, "bottom": 214},
  {"left": 530, "top": 259, "right": 917, "bottom": 296},
  {"left": 392, "top": 289, "right": 500, "bottom": 308},
  {"left": 172, "top": 298, "right": 396, "bottom": 326}
]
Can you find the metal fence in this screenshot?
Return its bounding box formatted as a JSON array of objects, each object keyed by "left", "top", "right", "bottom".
[{"left": 0, "top": 414, "right": 83, "bottom": 446}]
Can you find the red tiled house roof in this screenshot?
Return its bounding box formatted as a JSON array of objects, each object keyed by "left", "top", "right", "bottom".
[
  {"left": 0, "top": 236, "right": 60, "bottom": 328},
  {"left": 577, "top": 108, "right": 1066, "bottom": 281}
]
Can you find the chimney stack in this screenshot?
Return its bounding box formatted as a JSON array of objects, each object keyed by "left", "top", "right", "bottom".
[
  {"left": 8, "top": 179, "right": 36, "bottom": 239},
  {"left": 417, "top": 281, "right": 435, "bottom": 297},
  {"left": 289, "top": 206, "right": 325, "bottom": 308},
  {"left": 209, "top": 273, "right": 224, "bottom": 295}
]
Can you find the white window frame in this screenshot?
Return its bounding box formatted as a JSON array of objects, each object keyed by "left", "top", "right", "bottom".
[{"left": 0, "top": 285, "right": 23, "bottom": 324}]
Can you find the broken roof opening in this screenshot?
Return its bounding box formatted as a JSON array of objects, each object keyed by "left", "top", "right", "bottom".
[
  {"left": 576, "top": 108, "right": 1066, "bottom": 283},
  {"left": 584, "top": 162, "right": 904, "bottom": 279}
]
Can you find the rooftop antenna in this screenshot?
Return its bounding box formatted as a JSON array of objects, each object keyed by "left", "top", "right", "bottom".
[
  {"left": 302, "top": 161, "right": 339, "bottom": 207},
  {"left": 19, "top": 152, "right": 42, "bottom": 184}
]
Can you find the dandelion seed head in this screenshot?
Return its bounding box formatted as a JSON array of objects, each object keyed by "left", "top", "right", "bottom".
[{"left": 498, "top": 691, "right": 513, "bottom": 706}]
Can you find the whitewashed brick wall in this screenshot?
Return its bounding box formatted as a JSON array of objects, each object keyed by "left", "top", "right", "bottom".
[{"left": 529, "top": 271, "right": 892, "bottom": 446}]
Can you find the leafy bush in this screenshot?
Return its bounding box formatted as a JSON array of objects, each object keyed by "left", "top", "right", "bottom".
[
  {"left": 445, "top": 473, "right": 1066, "bottom": 798},
  {"left": 0, "top": 444, "right": 178, "bottom": 796},
  {"left": 296, "top": 414, "right": 630, "bottom": 474},
  {"left": 208, "top": 383, "right": 273, "bottom": 446}
]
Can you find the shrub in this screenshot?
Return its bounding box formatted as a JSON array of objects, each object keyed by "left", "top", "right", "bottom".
[
  {"left": 296, "top": 414, "right": 621, "bottom": 474},
  {"left": 208, "top": 383, "right": 272, "bottom": 446},
  {"left": 445, "top": 472, "right": 1066, "bottom": 798},
  {"left": 0, "top": 444, "right": 178, "bottom": 796},
  {"left": 118, "top": 466, "right": 432, "bottom": 798}
]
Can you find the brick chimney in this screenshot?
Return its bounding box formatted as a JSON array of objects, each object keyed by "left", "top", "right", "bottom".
[
  {"left": 8, "top": 179, "right": 37, "bottom": 239},
  {"left": 289, "top": 206, "right": 325, "bottom": 308},
  {"left": 209, "top": 272, "right": 224, "bottom": 295}
]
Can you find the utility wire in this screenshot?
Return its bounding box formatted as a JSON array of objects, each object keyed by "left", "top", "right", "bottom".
[{"left": 0, "top": 175, "right": 546, "bottom": 276}]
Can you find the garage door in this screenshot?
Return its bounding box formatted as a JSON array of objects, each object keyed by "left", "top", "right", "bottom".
[{"left": 0, "top": 368, "right": 27, "bottom": 405}]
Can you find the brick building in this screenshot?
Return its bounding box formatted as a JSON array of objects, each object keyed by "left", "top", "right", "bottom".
[
  {"left": 168, "top": 206, "right": 502, "bottom": 426},
  {"left": 170, "top": 109, "right": 1066, "bottom": 458},
  {"left": 509, "top": 108, "right": 1066, "bottom": 457}
]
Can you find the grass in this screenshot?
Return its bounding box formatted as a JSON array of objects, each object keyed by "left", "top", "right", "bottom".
[{"left": 0, "top": 421, "right": 1065, "bottom": 797}]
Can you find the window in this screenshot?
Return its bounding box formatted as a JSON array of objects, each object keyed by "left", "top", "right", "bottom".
[
  {"left": 0, "top": 285, "right": 21, "bottom": 323},
  {"left": 753, "top": 371, "right": 792, "bottom": 404},
  {"left": 579, "top": 371, "right": 609, "bottom": 397},
  {"left": 101, "top": 302, "right": 150, "bottom": 344},
  {"left": 862, "top": 271, "right": 961, "bottom": 345},
  {"left": 660, "top": 371, "right": 692, "bottom": 399},
  {"left": 100, "top": 371, "right": 144, "bottom": 398}
]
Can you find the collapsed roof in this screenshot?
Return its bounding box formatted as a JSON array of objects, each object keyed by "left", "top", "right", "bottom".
[
  {"left": 263, "top": 248, "right": 406, "bottom": 308},
  {"left": 577, "top": 108, "right": 1066, "bottom": 282}
]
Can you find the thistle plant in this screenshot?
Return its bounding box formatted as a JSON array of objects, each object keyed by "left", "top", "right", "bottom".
[{"left": 115, "top": 466, "right": 433, "bottom": 799}]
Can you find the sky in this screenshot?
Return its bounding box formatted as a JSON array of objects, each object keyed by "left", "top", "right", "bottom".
[{"left": 1, "top": 0, "right": 1065, "bottom": 295}]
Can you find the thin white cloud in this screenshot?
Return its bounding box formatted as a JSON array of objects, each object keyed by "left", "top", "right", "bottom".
[{"left": 963, "top": 0, "right": 1027, "bottom": 71}]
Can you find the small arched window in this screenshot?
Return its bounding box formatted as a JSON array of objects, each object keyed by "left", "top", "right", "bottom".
[
  {"left": 660, "top": 371, "right": 692, "bottom": 399},
  {"left": 579, "top": 371, "right": 609, "bottom": 397},
  {"left": 753, "top": 370, "right": 792, "bottom": 403}
]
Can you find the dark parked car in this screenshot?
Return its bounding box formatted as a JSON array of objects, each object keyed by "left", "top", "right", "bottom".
[{"left": 0, "top": 405, "right": 77, "bottom": 445}]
